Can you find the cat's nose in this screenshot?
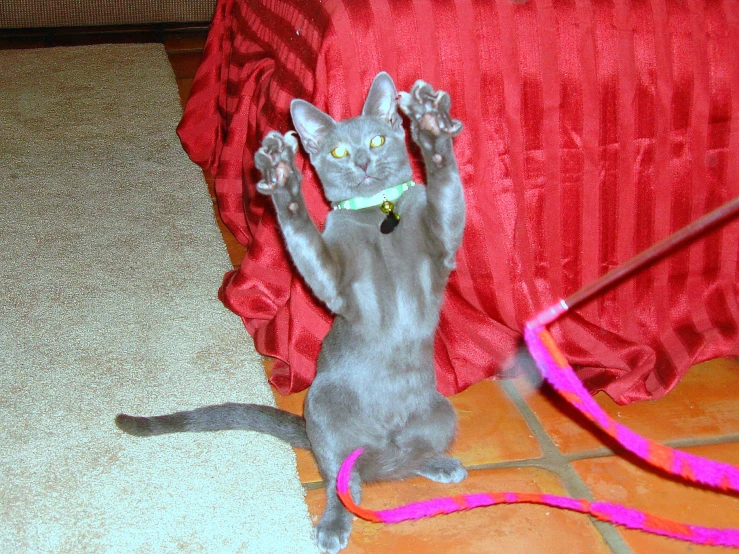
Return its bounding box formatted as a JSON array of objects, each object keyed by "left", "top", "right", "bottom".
[{"left": 355, "top": 152, "right": 370, "bottom": 172}]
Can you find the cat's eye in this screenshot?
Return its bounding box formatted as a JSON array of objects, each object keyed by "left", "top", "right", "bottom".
[
  {"left": 331, "top": 145, "right": 349, "bottom": 158},
  {"left": 370, "top": 135, "right": 385, "bottom": 148}
]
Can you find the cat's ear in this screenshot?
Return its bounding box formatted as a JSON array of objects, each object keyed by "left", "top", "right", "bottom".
[
  {"left": 362, "top": 72, "right": 402, "bottom": 130},
  {"left": 290, "top": 99, "right": 336, "bottom": 155}
]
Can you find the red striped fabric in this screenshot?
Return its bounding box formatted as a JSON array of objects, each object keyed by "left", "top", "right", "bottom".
[{"left": 178, "top": 0, "right": 739, "bottom": 403}]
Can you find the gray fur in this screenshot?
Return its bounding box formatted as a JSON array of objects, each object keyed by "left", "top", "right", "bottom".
[
  {"left": 115, "top": 73, "right": 466, "bottom": 554},
  {"left": 115, "top": 404, "right": 310, "bottom": 448}
]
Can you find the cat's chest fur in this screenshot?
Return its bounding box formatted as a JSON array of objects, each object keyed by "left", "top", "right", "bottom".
[{"left": 322, "top": 185, "right": 446, "bottom": 341}]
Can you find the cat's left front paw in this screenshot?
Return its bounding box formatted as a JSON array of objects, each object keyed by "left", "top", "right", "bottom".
[{"left": 399, "top": 81, "right": 462, "bottom": 166}]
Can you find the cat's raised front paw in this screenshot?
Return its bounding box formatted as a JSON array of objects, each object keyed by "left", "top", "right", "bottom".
[
  {"left": 398, "top": 81, "right": 462, "bottom": 166},
  {"left": 254, "top": 131, "right": 299, "bottom": 196}
]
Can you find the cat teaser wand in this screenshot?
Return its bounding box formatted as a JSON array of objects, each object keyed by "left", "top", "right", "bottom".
[{"left": 337, "top": 195, "right": 739, "bottom": 547}]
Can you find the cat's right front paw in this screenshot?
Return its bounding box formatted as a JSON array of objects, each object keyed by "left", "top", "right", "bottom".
[{"left": 254, "top": 131, "right": 299, "bottom": 196}]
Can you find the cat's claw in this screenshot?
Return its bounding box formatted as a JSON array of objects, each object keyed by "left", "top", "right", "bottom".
[
  {"left": 399, "top": 80, "right": 462, "bottom": 166},
  {"left": 255, "top": 131, "right": 300, "bottom": 195}
]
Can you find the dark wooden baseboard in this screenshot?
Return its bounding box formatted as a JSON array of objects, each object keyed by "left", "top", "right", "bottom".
[{"left": 0, "top": 22, "right": 210, "bottom": 50}]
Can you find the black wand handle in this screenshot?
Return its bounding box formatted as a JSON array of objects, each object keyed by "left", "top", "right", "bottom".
[{"left": 564, "top": 195, "right": 739, "bottom": 312}]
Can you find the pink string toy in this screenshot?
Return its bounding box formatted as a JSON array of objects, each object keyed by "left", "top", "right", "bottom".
[{"left": 337, "top": 195, "right": 739, "bottom": 547}]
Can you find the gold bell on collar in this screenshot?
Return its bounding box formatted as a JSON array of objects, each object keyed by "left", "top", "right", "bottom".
[{"left": 380, "top": 199, "right": 400, "bottom": 234}]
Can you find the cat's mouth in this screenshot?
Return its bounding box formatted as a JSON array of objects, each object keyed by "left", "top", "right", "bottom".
[{"left": 356, "top": 175, "right": 379, "bottom": 190}]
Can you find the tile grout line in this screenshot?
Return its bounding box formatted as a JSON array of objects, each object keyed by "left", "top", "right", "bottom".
[
  {"left": 663, "top": 433, "right": 739, "bottom": 450},
  {"left": 303, "top": 479, "right": 325, "bottom": 491},
  {"left": 498, "top": 380, "right": 633, "bottom": 554}
]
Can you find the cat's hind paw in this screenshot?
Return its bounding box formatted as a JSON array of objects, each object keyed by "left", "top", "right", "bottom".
[
  {"left": 254, "top": 131, "right": 300, "bottom": 196},
  {"left": 415, "top": 456, "right": 468, "bottom": 484},
  {"left": 398, "top": 81, "right": 462, "bottom": 166},
  {"left": 315, "top": 518, "right": 351, "bottom": 554}
]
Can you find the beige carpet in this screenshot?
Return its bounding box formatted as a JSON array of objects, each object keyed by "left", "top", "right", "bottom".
[{"left": 0, "top": 44, "right": 318, "bottom": 554}]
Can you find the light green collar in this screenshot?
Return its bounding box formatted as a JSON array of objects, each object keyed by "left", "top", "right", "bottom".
[{"left": 332, "top": 180, "right": 415, "bottom": 211}]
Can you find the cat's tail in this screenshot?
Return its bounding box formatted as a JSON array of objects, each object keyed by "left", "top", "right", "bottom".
[{"left": 115, "top": 403, "right": 311, "bottom": 449}]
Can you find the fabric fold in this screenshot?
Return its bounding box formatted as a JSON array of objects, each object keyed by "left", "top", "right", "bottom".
[{"left": 178, "top": 0, "right": 739, "bottom": 403}]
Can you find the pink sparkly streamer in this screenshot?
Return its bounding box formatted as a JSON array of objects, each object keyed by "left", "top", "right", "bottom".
[{"left": 335, "top": 311, "right": 739, "bottom": 547}]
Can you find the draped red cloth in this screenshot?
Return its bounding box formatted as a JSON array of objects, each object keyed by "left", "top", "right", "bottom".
[{"left": 178, "top": 0, "right": 739, "bottom": 404}]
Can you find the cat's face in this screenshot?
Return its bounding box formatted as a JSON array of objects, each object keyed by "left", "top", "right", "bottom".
[{"left": 290, "top": 72, "right": 413, "bottom": 203}]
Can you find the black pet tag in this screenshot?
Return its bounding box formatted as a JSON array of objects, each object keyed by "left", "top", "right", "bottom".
[{"left": 380, "top": 200, "right": 400, "bottom": 234}]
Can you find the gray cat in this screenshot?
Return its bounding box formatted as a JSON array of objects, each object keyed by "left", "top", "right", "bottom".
[{"left": 116, "top": 72, "right": 467, "bottom": 554}]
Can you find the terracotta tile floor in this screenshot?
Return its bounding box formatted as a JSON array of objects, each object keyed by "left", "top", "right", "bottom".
[{"left": 5, "top": 25, "right": 738, "bottom": 553}]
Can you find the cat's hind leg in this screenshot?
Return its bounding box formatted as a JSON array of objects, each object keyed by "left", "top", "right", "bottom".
[
  {"left": 304, "top": 385, "right": 362, "bottom": 553},
  {"left": 307, "top": 434, "right": 362, "bottom": 553},
  {"left": 314, "top": 470, "right": 361, "bottom": 554}
]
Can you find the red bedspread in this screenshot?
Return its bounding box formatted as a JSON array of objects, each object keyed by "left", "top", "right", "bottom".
[{"left": 178, "top": 0, "right": 739, "bottom": 404}]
